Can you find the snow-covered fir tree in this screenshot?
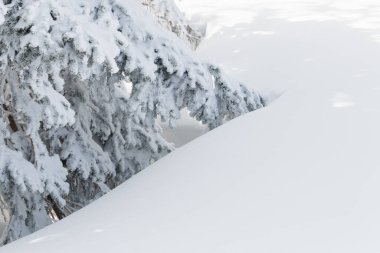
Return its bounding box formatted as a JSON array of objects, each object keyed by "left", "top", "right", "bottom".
[{"left": 0, "top": 0, "right": 264, "bottom": 244}]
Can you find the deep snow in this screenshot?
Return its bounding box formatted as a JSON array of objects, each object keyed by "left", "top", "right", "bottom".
[{"left": 2, "top": 0, "right": 380, "bottom": 252}]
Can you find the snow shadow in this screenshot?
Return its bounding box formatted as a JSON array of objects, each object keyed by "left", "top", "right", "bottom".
[{"left": 160, "top": 110, "right": 207, "bottom": 147}]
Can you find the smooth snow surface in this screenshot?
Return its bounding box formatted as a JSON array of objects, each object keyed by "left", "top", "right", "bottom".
[{"left": 2, "top": 0, "right": 380, "bottom": 252}]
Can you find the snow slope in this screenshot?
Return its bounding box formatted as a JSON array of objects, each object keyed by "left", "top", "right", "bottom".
[{"left": 2, "top": 0, "right": 380, "bottom": 252}]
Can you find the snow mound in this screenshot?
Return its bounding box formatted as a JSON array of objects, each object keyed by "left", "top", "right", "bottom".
[{"left": 2, "top": 83, "right": 380, "bottom": 252}]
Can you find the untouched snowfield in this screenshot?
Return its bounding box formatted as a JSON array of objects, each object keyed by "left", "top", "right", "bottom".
[{"left": 2, "top": 0, "right": 380, "bottom": 252}]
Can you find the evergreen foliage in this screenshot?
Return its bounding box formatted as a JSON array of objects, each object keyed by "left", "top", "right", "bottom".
[{"left": 0, "top": 0, "right": 263, "bottom": 244}]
